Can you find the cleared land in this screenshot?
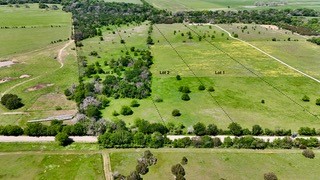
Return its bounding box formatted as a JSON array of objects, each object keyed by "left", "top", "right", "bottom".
[
  {"left": 145, "top": 0, "right": 320, "bottom": 12},
  {"left": 0, "top": 4, "right": 77, "bottom": 125},
  {"left": 111, "top": 149, "right": 320, "bottom": 180},
  {"left": 79, "top": 22, "right": 320, "bottom": 131},
  {"left": 0, "top": 153, "right": 104, "bottom": 179}
]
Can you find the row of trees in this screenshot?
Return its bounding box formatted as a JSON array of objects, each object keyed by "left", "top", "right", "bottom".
[
  {"left": 2, "top": 117, "right": 320, "bottom": 137},
  {"left": 0, "top": 0, "right": 61, "bottom": 5},
  {"left": 0, "top": 120, "right": 86, "bottom": 136}
]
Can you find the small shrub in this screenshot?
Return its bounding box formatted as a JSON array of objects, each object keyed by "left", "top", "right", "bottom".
[
  {"left": 176, "top": 75, "right": 181, "bottom": 80},
  {"left": 181, "top": 157, "right": 188, "bottom": 165},
  {"left": 302, "top": 149, "right": 315, "bottom": 159},
  {"left": 178, "top": 86, "right": 190, "bottom": 93},
  {"left": 112, "top": 110, "right": 119, "bottom": 116},
  {"left": 261, "top": 99, "right": 265, "bottom": 104},
  {"left": 55, "top": 106, "right": 62, "bottom": 110},
  {"left": 181, "top": 93, "right": 190, "bottom": 101},
  {"left": 120, "top": 106, "right": 133, "bottom": 116},
  {"left": 264, "top": 172, "right": 278, "bottom": 180},
  {"left": 198, "top": 85, "right": 205, "bottom": 91},
  {"left": 154, "top": 97, "right": 163, "bottom": 103},
  {"left": 302, "top": 95, "right": 310, "bottom": 102},
  {"left": 316, "top": 98, "right": 320, "bottom": 106},
  {"left": 172, "top": 109, "right": 181, "bottom": 117},
  {"left": 207, "top": 86, "right": 215, "bottom": 92},
  {"left": 55, "top": 132, "right": 72, "bottom": 146},
  {"left": 130, "top": 100, "right": 140, "bottom": 107}
]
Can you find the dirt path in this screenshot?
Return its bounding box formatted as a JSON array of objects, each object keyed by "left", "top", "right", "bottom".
[
  {"left": 214, "top": 25, "right": 320, "bottom": 84},
  {"left": 1, "top": 40, "right": 74, "bottom": 99},
  {"left": 57, "top": 40, "right": 74, "bottom": 68},
  {"left": 102, "top": 152, "right": 112, "bottom": 180}
]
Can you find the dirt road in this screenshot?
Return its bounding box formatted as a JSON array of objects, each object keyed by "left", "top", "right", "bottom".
[{"left": 1, "top": 135, "right": 319, "bottom": 143}]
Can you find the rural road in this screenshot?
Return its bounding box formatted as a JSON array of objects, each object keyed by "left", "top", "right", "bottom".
[
  {"left": 214, "top": 25, "right": 320, "bottom": 84},
  {"left": 1, "top": 135, "right": 319, "bottom": 143}
]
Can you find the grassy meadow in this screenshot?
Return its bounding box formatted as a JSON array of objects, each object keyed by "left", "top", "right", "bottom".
[
  {"left": 0, "top": 4, "right": 77, "bottom": 125},
  {"left": 79, "top": 22, "right": 320, "bottom": 131},
  {"left": 110, "top": 149, "right": 320, "bottom": 180},
  {"left": 145, "top": 0, "right": 320, "bottom": 12},
  {"left": 0, "top": 153, "right": 104, "bottom": 179}
]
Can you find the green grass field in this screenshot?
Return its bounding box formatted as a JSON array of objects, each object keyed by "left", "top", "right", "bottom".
[
  {"left": 110, "top": 149, "right": 320, "bottom": 180},
  {"left": 0, "top": 4, "right": 71, "bottom": 57},
  {"left": 0, "top": 4, "right": 77, "bottom": 125},
  {"left": 145, "top": 0, "right": 320, "bottom": 12},
  {"left": 0, "top": 153, "right": 104, "bottom": 179},
  {"left": 79, "top": 22, "right": 320, "bottom": 131}
]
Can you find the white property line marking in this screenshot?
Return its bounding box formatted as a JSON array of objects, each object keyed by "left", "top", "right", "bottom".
[{"left": 214, "top": 25, "right": 320, "bottom": 84}]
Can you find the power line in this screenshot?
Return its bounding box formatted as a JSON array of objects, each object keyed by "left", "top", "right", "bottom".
[
  {"left": 154, "top": 24, "right": 234, "bottom": 122},
  {"left": 185, "top": 24, "right": 319, "bottom": 119}
]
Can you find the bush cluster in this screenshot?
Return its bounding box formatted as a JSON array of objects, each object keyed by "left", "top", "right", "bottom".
[{"left": 1, "top": 94, "right": 24, "bottom": 110}]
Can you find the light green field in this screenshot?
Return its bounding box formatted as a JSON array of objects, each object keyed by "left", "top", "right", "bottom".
[
  {"left": 0, "top": 4, "right": 71, "bottom": 57},
  {"left": 0, "top": 153, "right": 104, "bottom": 179},
  {"left": 104, "top": 0, "right": 142, "bottom": 4},
  {"left": 79, "top": 22, "right": 320, "bottom": 131},
  {"left": 145, "top": 0, "right": 320, "bottom": 12},
  {"left": 218, "top": 23, "right": 320, "bottom": 79},
  {"left": 111, "top": 149, "right": 320, "bottom": 180},
  {"left": 0, "top": 4, "right": 77, "bottom": 125}
]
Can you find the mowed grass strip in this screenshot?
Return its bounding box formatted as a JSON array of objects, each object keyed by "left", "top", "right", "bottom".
[
  {"left": 0, "top": 153, "right": 104, "bottom": 180},
  {"left": 110, "top": 150, "right": 320, "bottom": 180}
]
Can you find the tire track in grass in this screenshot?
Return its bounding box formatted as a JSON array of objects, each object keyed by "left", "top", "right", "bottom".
[
  {"left": 185, "top": 24, "right": 319, "bottom": 119},
  {"left": 102, "top": 152, "right": 112, "bottom": 180},
  {"left": 154, "top": 24, "right": 234, "bottom": 123}
]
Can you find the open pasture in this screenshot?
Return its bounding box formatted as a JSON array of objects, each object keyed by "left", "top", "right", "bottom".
[
  {"left": 218, "top": 23, "right": 320, "bottom": 79},
  {"left": 0, "top": 153, "right": 104, "bottom": 179},
  {"left": 79, "top": 22, "right": 320, "bottom": 131},
  {"left": 145, "top": 0, "right": 320, "bottom": 12},
  {"left": 0, "top": 4, "right": 77, "bottom": 125},
  {"left": 111, "top": 149, "right": 320, "bottom": 180}
]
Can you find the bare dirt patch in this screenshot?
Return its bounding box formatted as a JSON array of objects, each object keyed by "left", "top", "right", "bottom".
[
  {"left": 0, "top": 60, "right": 15, "bottom": 67},
  {"left": 29, "top": 93, "right": 76, "bottom": 111},
  {"left": 260, "top": 25, "right": 279, "bottom": 30},
  {"left": 19, "top": 74, "right": 30, "bottom": 79},
  {"left": 0, "top": 77, "right": 15, "bottom": 84},
  {"left": 26, "top": 83, "right": 54, "bottom": 92}
]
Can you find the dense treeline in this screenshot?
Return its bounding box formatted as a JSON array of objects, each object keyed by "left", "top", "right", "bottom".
[
  {"left": 0, "top": 120, "right": 86, "bottom": 136},
  {"left": 62, "top": 0, "right": 320, "bottom": 41},
  {"left": 62, "top": 1, "right": 175, "bottom": 41},
  {"left": 179, "top": 9, "right": 320, "bottom": 35},
  {"left": 0, "top": 0, "right": 60, "bottom": 5}
]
